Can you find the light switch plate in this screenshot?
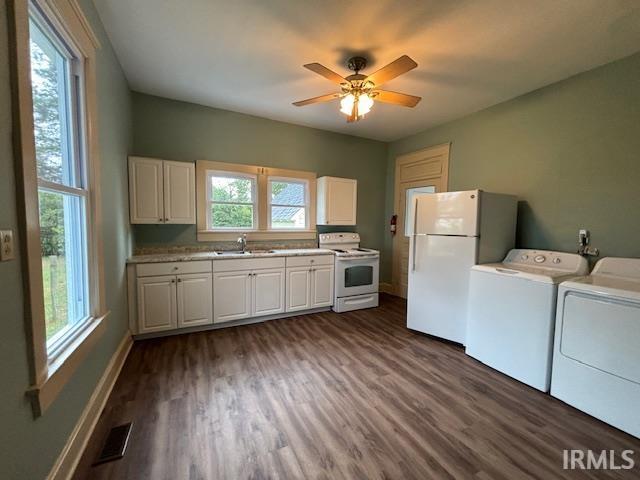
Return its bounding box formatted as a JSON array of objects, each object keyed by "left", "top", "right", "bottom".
[{"left": 0, "top": 230, "right": 15, "bottom": 261}]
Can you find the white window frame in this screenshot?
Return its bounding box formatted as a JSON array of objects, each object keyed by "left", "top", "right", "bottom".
[
  {"left": 206, "top": 170, "right": 258, "bottom": 231},
  {"left": 196, "top": 160, "right": 317, "bottom": 241},
  {"left": 267, "top": 176, "right": 310, "bottom": 231},
  {"left": 10, "top": 0, "right": 106, "bottom": 416}
]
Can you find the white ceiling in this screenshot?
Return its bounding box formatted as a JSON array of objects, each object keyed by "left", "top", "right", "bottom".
[{"left": 94, "top": 0, "right": 640, "bottom": 142}]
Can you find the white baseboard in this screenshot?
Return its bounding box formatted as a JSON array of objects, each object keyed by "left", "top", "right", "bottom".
[{"left": 47, "top": 331, "right": 133, "bottom": 480}]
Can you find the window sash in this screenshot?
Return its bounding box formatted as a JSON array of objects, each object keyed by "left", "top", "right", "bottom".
[
  {"left": 30, "top": 3, "right": 94, "bottom": 356},
  {"left": 267, "top": 177, "right": 309, "bottom": 230},
  {"left": 206, "top": 171, "right": 258, "bottom": 230}
]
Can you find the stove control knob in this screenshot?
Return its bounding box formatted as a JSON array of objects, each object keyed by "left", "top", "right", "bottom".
[
  {"left": 534, "top": 255, "right": 546, "bottom": 264},
  {"left": 553, "top": 257, "right": 561, "bottom": 264},
  {"left": 521, "top": 254, "right": 529, "bottom": 261}
]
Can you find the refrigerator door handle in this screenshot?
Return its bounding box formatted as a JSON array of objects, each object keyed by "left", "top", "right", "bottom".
[
  {"left": 412, "top": 236, "right": 417, "bottom": 272},
  {"left": 412, "top": 200, "right": 419, "bottom": 272}
]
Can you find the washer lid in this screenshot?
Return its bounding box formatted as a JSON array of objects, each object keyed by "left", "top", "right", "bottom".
[{"left": 471, "top": 263, "right": 582, "bottom": 284}]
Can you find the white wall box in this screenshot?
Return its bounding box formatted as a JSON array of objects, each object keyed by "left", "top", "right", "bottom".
[
  {"left": 129, "top": 156, "right": 196, "bottom": 224},
  {"left": 316, "top": 176, "right": 357, "bottom": 225}
]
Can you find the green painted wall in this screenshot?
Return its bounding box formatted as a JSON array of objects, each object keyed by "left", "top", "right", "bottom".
[
  {"left": 131, "top": 92, "right": 389, "bottom": 252},
  {"left": 382, "top": 51, "right": 640, "bottom": 281},
  {"left": 0, "top": 1, "right": 132, "bottom": 478}
]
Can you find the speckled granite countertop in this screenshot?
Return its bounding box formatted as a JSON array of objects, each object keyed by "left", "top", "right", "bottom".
[{"left": 126, "top": 248, "right": 335, "bottom": 264}]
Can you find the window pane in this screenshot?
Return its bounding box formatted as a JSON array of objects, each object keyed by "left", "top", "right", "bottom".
[
  {"left": 271, "top": 181, "right": 305, "bottom": 206},
  {"left": 211, "top": 204, "right": 254, "bottom": 229},
  {"left": 271, "top": 206, "right": 305, "bottom": 229},
  {"left": 29, "top": 19, "right": 77, "bottom": 187},
  {"left": 211, "top": 176, "right": 253, "bottom": 203},
  {"left": 39, "top": 190, "right": 89, "bottom": 342}
]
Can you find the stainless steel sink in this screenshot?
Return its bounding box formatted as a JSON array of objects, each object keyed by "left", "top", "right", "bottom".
[
  {"left": 248, "top": 249, "right": 275, "bottom": 254},
  {"left": 215, "top": 251, "right": 249, "bottom": 256}
]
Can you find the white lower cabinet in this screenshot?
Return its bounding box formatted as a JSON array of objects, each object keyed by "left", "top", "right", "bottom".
[
  {"left": 213, "top": 270, "right": 252, "bottom": 323},
  {"left": 311, "top": 265, "right": 334, "bottom": 308},
  {"left": 132, "top": 255, "right": 335, "bottom": 334},
  {"left": 177, "top": 273, "right": 213, "bottom": 327},
  {"left": 285, "top": 264, "right": 334, "bottom": 312},
  {"left": 136, "top": 264, "right": 212, "bottom": 333},
  {"left": 286, "top": 267, "right": 312, "bottom": 312},
  {"left": 137, "top": 275, "right": 177, "bottom": 333},
  {"left": 253, "top": 268, "right": 285, "bottom": 317}
]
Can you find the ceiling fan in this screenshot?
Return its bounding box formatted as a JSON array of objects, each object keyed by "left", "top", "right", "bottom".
[{"left": 293, "top": 55, "right": 421, "bottom": 122}]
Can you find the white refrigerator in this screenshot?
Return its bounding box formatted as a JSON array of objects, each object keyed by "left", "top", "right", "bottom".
[{"left": 407, "top": 190, "right": 517, "bottom": 344}]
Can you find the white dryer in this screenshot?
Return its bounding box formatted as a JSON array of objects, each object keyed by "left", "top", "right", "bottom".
[
  {"left": 466, "top": 249, "right": 588, "bottom": 392},
  {"left": 551, "top": 257, "right": 640, "bottom": 438}
]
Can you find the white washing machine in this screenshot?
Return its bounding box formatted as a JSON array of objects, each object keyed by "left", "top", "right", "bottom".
[
  {"left": 551, "top": 257, "right": 640, "bottom": 438},
  {"left": 466, "top": 249, "right": 589, "bottom": 392}
]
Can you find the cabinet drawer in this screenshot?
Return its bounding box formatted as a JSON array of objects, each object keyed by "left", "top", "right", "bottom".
[
  {"left": 212, "top": 257, "right": 285, "bottom": 272},
  {"left": 137, "top": 260, "right": 212, "bottom": 277},
  {"left": 286, "top": 255, "right": 334, "bottom": 268}
]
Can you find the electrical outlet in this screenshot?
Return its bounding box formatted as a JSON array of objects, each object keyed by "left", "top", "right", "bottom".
[{"left": 0, "top": 230, "right": 15, "bottom": 261}]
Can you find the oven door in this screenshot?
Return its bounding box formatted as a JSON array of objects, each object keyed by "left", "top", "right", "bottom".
[{"left": 336, "top": 256, "right": 379, "bottom": 297}]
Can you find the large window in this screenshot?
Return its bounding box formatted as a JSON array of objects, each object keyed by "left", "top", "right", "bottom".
[
  {"left": 30, "top": 11, "right": 91, "bottom": 353},
  {"left": 196, "top": 161, "right": 316, "bottom": 241},
  {"left": 11, "top": 0, "right": 105, "bottom": 415},
  {"left": 207, "top": 171, "right": 257, "bottom": 230},
  {"left": 268, "top": 178, "right": 309, "bottom": 230}
]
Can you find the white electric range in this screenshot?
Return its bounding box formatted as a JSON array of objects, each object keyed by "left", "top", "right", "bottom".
[{"left": 319, "top": 232, "right": 379, "bottom": 312}]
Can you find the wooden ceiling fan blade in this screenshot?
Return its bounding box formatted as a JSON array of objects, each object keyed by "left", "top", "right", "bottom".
[
  {"left": 365, "top": 55, "right": 417, "bottom": 87},
  {"left": 303, "top": 63, "right": 347, "bottom": 84},
  {"left": 374, "top": 90, "right": 421, "bottom": 107},
  {"left": 292, "top": 93, "right": 341, "bottom": 107}
]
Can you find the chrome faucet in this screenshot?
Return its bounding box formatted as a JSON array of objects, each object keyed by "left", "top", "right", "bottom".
[
  {"left": 237, "top": 233, "right": 247, "bottom": 253},
  {"left": 578, "top": 229, "right": 599, "bottom": 257}
]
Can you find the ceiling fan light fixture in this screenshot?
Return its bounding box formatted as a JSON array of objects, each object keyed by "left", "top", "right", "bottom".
[
  {"left": 357, "top": 93, "right": 374, "bottom": 116},
  {"left": 340, "top": 94, "right": 355, "bottom": 115}
]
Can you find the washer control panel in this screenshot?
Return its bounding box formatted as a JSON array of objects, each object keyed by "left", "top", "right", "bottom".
[{"left": 504, "top": 249, "right": 588, "bottom": 274}]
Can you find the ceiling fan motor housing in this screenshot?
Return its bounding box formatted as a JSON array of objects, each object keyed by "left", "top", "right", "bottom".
[{"left": 347, "top": 56, "right": 368, "bottom": 73}]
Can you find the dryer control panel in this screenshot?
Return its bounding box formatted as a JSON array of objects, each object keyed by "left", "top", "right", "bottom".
[{"left": 503, "top": 249, "right": 588, "bottom": 274}]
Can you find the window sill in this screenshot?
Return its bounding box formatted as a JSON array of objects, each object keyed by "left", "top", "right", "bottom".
[
  {"left": 27, "top": 311, "right": 109, "bottom": 417},
  {"left": 197, "top": 230, "right": 317, "bottom": 242}
]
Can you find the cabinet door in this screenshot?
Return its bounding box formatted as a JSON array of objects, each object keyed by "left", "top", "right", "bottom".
[
  {"left": 326, "top": 177, "right": 357, "bottom": 225},
  {"left": 129, "top": 157, "right": 164, "bottom": 224},
  {"left": 137, "top": 275, "right": 177, "bottom": 333},
  {"left": 213, "top": 271, "right": 251, "bottom": 323},
  {"left": 311, "top": 266, "right": 334, "bottom": 308},
  {"left": 177, "top": 273, "right": 212, "bottom": 328},
  {"left": 163, "top": 161, "right": 196, "bottom": 224},
  {"left": 252, "top": 268, "right": 285, "bottom": 317},
  {"left": 285, "top": 267, "right": 312, "bottom": 312}
]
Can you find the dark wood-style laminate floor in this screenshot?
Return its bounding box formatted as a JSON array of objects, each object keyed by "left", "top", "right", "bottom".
[{"left": 74, "top": 294, "right": 640, "bottom": 479}]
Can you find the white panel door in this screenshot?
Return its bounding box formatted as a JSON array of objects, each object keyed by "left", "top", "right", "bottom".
[
  {"left": 326, "top": 177, "right": 357, "bottom": 225},
  {"left": 163, "top": 161, "right": 196, "bottom": 224},
  {"left": 415, "top": 190, "right": 479, "bottom": 236},
  {"left": 252, "top": 268, "right": 285, "bottom": 317},
  {"left": 177, "top": 273, "right": 212, "bottom": 328},
  {"left": 137, "top": 275, "right": 177, "bottom": 333},
  {"left": 213, "top": 271, "right": 252, "bottom": 323},
  {"left": 407, "top": 235, "right": 477, "bottom": 344},
  {"left": 311, "top": 266, "right": 334, "bottom": 308},
  {"left": 129, "top": 157, "right": 164, "bottom": 224},
  {"left": 286, "top": 267, "right": 312, "bottom": 312}
]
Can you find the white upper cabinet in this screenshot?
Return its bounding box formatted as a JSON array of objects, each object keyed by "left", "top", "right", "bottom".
[
  {"left": 129, "top": 157, "right": 163, "bottom": 224},
  {"left": 163, "top": 161, "right": 196, "bottom": 224},
  {"left": 316, "top": 176, "right": 357, "bottom": 225},
  {"left": 128, "top": 156, "right": 195, "bottom": 224}
]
